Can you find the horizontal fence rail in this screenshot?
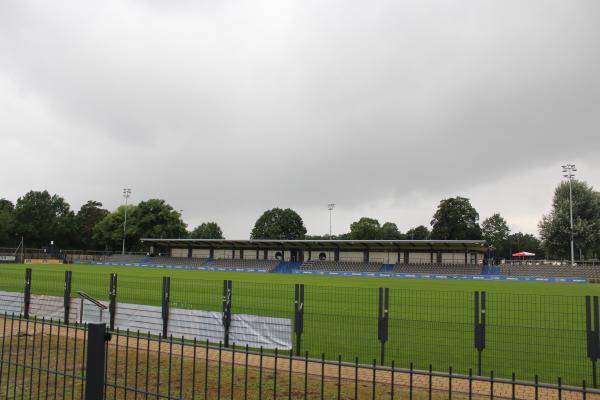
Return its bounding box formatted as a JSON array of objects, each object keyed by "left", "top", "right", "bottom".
[
  {"left": 0, "top": 267, "right": 599, "bottom": 389},
  {"left": 1, "top": 314, "right": 600, "bottom": 400}
]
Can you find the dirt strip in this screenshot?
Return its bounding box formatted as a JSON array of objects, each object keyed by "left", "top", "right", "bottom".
[{"left": 1, "top": 317, "right": 597, "bottom": 400}]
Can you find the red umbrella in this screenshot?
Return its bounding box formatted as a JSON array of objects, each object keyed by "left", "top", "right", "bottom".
[{"left": 512, "top": 251, "right": 535, "bottom": 257}]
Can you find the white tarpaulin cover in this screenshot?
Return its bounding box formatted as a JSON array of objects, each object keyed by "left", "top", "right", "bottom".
[{"left": 0, "top": 291, "right": 291, "bottom": 350}]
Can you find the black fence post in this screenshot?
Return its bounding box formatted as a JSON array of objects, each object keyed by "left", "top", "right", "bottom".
[
  {"left": 23, "top": 268, "right": 32, "bottom": 319},
  {"left": 585, "top": 295, "right": 599, "bottom": 388},
  {"left": 84, "top": 322, "right": 107, "bottom": 400},
  {"left": 294, "top": 283, "right": 305, "bottom": 356},
  {"left": 222, "top": 280, "right": 232, "bottom": 347},
  {"left": 109, "top": 273, "right": 117, "bottom": 331},
  {"left": 474, "top": 291, "right": 486, "bottom": 376},
  {"left": 64, "top": 271, "right": 72, "bottom": 324},
  {"left": 162, "top": 277, "right": 170, "bottom": 338},
  {"left": 378, "top": 287, "right": 390, "bottom": 365}
]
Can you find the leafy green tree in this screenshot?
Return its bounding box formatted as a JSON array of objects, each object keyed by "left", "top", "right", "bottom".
[
  {"left": 406, "top": 225, "right": 430, "bottom": 240},
  {"left": 132, "top": 199, "right": 187, "bottom": 243},
  {"left": 94, "top": 199, "right": 186, "bottom": 251},
  {"left": 482, "top": 213, "right": 510, "bottom": 256},
  {"left": 539, "top": 180, "right": 600, "bottom": 259},
  {"left": 381, "top": 222, "right": 405, "bottom": 239},
  {"left": 430, "top": 197, "right": 482, "bottom": 240},
  {"left": 507, "top": 232, "right": 544, "bottom": 258},
  {"left": 190, "top": 222, "right": 224, "bottom": 239},
  {"left": 74, "top": 201, "right": 109, "bottom": 249},
  {"left": 347, "top": 218, "right": 383, "bottom": 240},
  {"left": 92, "top": 205, "right": 137, "bottom": 251},
  {"left": 0, "top": 199, "right": 16, "bottom": 246},
  {"left": 13, "top": 191, "right": 76, "bottom": 248},
  {"left": 250, "top": 208, "right": 306, "bottom": 239}
]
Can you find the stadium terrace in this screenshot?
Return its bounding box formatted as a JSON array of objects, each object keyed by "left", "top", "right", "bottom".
[{"left": 140, "top": 238, "right": 488, "bottom": 265}]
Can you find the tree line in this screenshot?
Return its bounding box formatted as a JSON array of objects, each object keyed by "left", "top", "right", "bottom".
[{"left": 1, "top": 179, "right": 598, "bottom": 259}]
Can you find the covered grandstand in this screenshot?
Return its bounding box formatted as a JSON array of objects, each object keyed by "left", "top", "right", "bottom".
[{"left": 138, "top": 238, "right": 488, "bottom": 273}]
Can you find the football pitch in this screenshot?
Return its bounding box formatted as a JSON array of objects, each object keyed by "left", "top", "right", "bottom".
[{"left": 1, "top": 263, "right": 599, "bottom": 386}]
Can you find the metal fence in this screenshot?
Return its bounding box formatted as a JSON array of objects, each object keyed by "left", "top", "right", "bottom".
[
  {"left": 1, "top": 314, "right": 599, "bottom": 400},
  {"left": 1, "top": 268, "right": 600, "bottom": 388}
]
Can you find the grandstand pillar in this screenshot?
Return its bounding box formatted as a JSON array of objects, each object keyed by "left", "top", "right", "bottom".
[
  {"left": 430, "top": 251, "right": 434, "bottom": 263},
  {"left": 334, "top": 249, "right": 340, "bottom": 262},
  {"left": 308, "top": 250, "right": 312, "bottom": 261},
  {"left": 465, "top": 250, "right": 468, "bottom": 264},
  {"left": 187, "top": 248, "right": 192, "bottom": 258},
  {"left": 263, "top": 249, "right": 268, "bottom": 260},
  {"left": 363, "top": 250, "right": 369, "bottom": 263},
  {"left": 403, "top": 250, "right": 409, "bottom": 264},
  {"left": 239, "top": 249, "right": 244, "bottom": 259},
  {"left": 209, "top": 248, "right": 214, "bottom": 259}
]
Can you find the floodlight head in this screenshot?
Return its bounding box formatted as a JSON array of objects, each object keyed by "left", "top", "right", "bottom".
[{"left": 327, "top": 203, "right": 336, "bottom": 211}]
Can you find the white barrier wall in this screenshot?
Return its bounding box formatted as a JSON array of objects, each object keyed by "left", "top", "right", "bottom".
[
  {"left": 192, "top": 249, "right": 210, "bottom": 258},
  {"left": 243, "top": 250, "right": 258, "bottom": 260},
  {"left": 409, "top": 252, "right": 432, "bottom": 264},
  {"left": 339, "top": 251, "right": 363, "bottom": 262},
  {"left": 0, "top": 290, "right": 23, "bottom": 315},
  {"left": 0, "top": 291, "right": 291, "bottom": 350},
  {"left": 369, "top": 252, "right": 399, "bottom": 264},
  {"left": 442, "top": 252, "right": 466, "bottom": 264},
  {"left": 309, "top": 250, "right": 334, "bottom": 261},
  {"left": 213, "top": 249, "right": 234, "bottom": 259},
  {"left": 171, "top": 248, "right": 188, "bottom": 258}
]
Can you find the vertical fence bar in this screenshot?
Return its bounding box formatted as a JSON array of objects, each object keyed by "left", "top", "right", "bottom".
[
  {"left": 223, "top": 280, "right": 232, "bottom": 347},
  {"left": 23, "top": 268, "right": 32, "bottom": 319},
  {"left": 294, "top": 284, "right": 305, "bottom": 356},
  {"left": 474, "top": 291, "right": 486, "bottom": 376},
  {"left": 109, "top": 273, "right": 117, "bottom": 331},
  {"left": 586, "top": 296, "right": 599, "bottom": 388},
  {"left": 162, "top": 277, "right": 170, "bottom": 338},
  {"left": 377, "top": 288, "right": 389, "bottom": 366},
  {"left": 85, "top": 323, "right": 107, "bottom": 400},
  {"left": 64, "top": 271, "right": 72, "bottom": 324}
]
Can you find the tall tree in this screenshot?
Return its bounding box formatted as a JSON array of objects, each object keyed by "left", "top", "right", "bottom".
[
  {"left": 190, "top": 222, "right": 224, "bottom": 239},
  {"left": 132, "top": 199, "right": 187, "bottom": 243},
  {"left": 347, "top": 217, "right": 383, "bottom": 240},
  {"left": 251, "top": 208, "right": 306, "bottom": 239},
  {"left": 0, "top": 199, "right": 15, "bottom": 247},
  {"left": 93, "top": 199, "right": 186, "bottom": 251},
  {"left": 481, "top": 213, "right": 510, "bottom": 256},
  {"left": 406, "top": 225, "right": 430, "bottom": 240},
  {"left": 430, "top": 197, "right": 482, "bottom": 240},
  {"left": 74, "top": 201, "right": 109, "bottom": 249},
  {"left": 539, "top": 180, "right": 600, "bottom": 259},
  {"left": 13, "top": 190, "right": 76, "bottom": 248},
  {"left": 381, "top": 222, "right": 405, "bottom": 240},
  {"left": 93, "top": 205, "right": 136, "bottom": 251}
]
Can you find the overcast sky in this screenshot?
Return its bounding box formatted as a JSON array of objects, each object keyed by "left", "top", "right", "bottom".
[{"left": 1, "top": 1, "right": 599, "bottom": 239}]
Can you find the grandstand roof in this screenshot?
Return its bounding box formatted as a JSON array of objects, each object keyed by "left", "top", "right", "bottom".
[{"left": 140, "top": 238, "right": 487, "bottom": 251}]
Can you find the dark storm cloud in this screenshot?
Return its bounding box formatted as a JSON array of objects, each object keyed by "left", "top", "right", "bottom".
[{"left": 1, "top": 0, "right": 599, "bottom": 238}]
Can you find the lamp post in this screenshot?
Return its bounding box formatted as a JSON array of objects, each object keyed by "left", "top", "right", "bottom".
[
  {"left": 327, "top": 203, "right": 335, "bottom": 239},
  {"left": 122, "top": 188, "right": 132, "bottom": 255},
  {"left": 562, "top": 164, "right": 576, "bottom": 266}
]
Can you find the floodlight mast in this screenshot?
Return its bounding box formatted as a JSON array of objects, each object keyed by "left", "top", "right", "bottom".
[
  {"left": 561, "top": 164, "right": 576, "bottom": 266},
  {"left": 122, "top": 188, "right": 132, "bottom": 255},
  {"left": 328, "top": 203, "right": 336, "bottom": 240}
]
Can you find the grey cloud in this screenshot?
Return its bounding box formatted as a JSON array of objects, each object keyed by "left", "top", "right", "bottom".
[{"left": 0, "top": 0, "right": 599, "bottom": 238}]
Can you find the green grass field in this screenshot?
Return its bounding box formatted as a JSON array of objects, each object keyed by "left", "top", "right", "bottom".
[{"left": 1, "top": 263, "right": 599, "bottom": 386}]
